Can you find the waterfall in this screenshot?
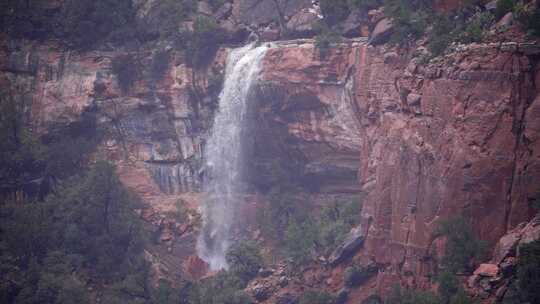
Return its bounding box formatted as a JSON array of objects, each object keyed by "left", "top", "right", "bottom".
[{"left": 197, "top": 43, "right": 270, "bottom": 270}]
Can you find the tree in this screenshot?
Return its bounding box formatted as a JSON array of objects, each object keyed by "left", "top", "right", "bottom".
[{"left": 49, "top": 161, "right": 146, "bottom": 280}]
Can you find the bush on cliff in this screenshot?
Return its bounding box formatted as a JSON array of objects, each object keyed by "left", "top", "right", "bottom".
[
  {"left": 318, "top": 198, "right": 362, "bottom": 251},
  {"left": 177, "top": 16, "right": 227, "bottom": 68},
  {"left": 284, "top": 217, "right": 319, "bottom": 265},
  {"left": 187, "top": 271, "right": 252, "bottom": 304},
  {"left": 516, "top": 240, "right": 540, "bottom": 304},
  {"left": 434, "top": 216, "right": 487, "bottom": 274},
  {"left": 226, "top": 241, "right": 263, "bottom": 286},
  {"left": 383, "top": 0, "right": 431, "bottom": 45}
]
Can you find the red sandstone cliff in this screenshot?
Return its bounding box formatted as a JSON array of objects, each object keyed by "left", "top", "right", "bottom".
[{"left": 2, "top": 0, "right": 540, "bottom": 302}]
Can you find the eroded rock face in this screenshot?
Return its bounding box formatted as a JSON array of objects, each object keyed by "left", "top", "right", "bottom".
[
  {"left": 257, "top": 40, "right": 540, "bottom": 297},
  {"left": 1, "top": 38, "right": 229, "bottom": 280}
]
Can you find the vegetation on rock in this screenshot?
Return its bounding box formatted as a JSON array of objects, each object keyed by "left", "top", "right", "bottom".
[
  {"left": 515, "top": 240, "right": 540, "bottom": 304},
  {"left": 434, "top": 216, "right": 487, "bottom": 274},
  {"left": 112, "top": 54, "right": 141, "bottom": 93},
  {"left": 226, "top": 241, "right": 263, "bottom": 286}
]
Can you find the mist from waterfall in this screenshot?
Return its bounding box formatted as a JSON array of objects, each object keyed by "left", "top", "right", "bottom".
[{"left": 197, "top": 43, "right": 270, "bottom": 270}]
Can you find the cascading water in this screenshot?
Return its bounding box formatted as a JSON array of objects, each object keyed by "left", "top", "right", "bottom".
[{"left": 197, "top": 43, "right": 270, "bottom": 270}]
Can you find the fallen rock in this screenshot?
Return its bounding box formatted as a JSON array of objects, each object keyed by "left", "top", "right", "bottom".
[
  {"left": 369, "top": 18, "right": 393, "bottom": 45},
  {"left": 329, "top": 227, "right": 365, "bottom": 266},
  {"left": 474, "top": 263, "right": 500, "bottom": 278}
]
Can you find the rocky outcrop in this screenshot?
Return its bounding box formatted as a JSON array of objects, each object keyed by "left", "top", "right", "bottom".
[
  {"left": 329, "top": 227, "right": 365, "bottom": 266},
  {"left": 468, "top": 215, "right": 540, "bottom": 301}
]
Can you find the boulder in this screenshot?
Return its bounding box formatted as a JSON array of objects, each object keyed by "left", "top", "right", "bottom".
[
  {"left": 369, "top": 18, "right": 393, "bottom": 45},
  {"left": 492, "top": 230, "right": 520, "bottom": 264},
  {"left": 496, "top": 12, "right": 513, "bottom": 28},
  {"left": 286, "top": 8, "right": 320, "bottom": 37},
  {"left": 473, "top": 264, "right": 500, "bottom": 278},
  {"left": 329, "top": 227, "right": 365, "bottom": 265}
]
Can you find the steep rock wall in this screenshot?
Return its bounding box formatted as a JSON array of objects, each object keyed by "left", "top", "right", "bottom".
[{"left": 258, "top": 40, "right": 540, "bottom": 293}]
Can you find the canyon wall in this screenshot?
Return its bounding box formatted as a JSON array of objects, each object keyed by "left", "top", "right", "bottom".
[
  {"left": 257, "top": 40, "right": 540, "bottom": 295},
  {"left": 2, "top": 1, "right": 540, "bottom": 300}
]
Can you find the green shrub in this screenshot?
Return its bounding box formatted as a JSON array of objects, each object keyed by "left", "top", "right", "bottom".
[
  {"left": 516, "top": 240, "right": 540, "bottom": 304},
  {"left": 188, "top": 271, "right": 252, "bottom": 304},
  {"left": 344, "top": 263, "right": 377, "bottom": 287},
  {"left": 112, "top": 54, "right": 140, "bottom": 93},
  {"left": 384, "top": 0, "right": 431, "bottom": 45},
  {"left": 318, "top": 199, "right": 362, "bottom": 251},
  {"left": 226, "top": 241, "right": 263, "bottom": 286},
  {"left": 299, "top": 290, "right": 335, "bottom": 304},
  {"left": 427, "top": 11, "right": 492, "bottom": 57},
  {"left": 434, "top": 216, "right": 487, "bottom": 273},
  {"left": 437, "top": 270, "right": 459, "bottom": 303},
  {"left": 284, "top": 217, "right": 319, "bottom": 265},
  {"left": 458, "top": 12, "right": 492, "bottom": 44}
]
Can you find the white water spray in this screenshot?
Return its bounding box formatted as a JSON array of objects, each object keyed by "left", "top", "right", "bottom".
[{"left": 197, "top": 43, "right": 270, "bottom": 270}]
